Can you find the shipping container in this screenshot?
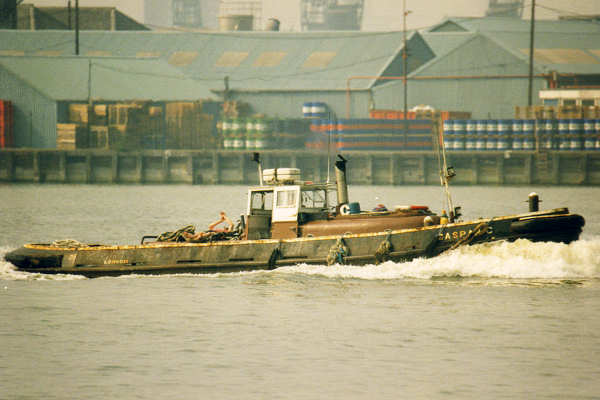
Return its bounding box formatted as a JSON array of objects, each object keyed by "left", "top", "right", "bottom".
[
  {"left": 369, "top": 109, "right": 471, "bottom": 122},
  {"left": 308, "top": 118, "right": 435, "bottom": 151},
  {"left": 0, "top": 100, "right": 14, "bottom": 148}
]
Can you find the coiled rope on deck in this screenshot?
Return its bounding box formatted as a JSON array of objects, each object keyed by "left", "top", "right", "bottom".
[{"left": 157, "top": 225, "right": 196, "bottom": 242}]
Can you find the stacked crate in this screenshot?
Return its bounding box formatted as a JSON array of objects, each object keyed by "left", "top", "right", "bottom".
[
  {"left": 56, "top": 123, "right": 88, "bottom": 150},
  {"left": 166, "top": 102, "right": 216, "bottom": 149}
]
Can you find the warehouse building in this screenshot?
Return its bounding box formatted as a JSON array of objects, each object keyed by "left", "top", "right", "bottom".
[
  {"left": 371, "top": 17, "right": 600, "bottom": 119},
  {"left": 0, "top": 16, "right": 599, "bottom": 147},
  {"left": 0, "top": 56, "right": 214, "bottom": 148}
]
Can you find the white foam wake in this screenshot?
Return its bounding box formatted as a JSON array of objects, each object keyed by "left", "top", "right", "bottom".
[{"left": 280, "top": 238, "right": 600, "bottom": 280}]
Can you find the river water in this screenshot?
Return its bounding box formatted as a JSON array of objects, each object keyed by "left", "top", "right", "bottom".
[{"left": 1, "top": 184, "right": 599, "bottom": 399}]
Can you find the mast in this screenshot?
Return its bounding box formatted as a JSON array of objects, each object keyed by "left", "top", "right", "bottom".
[
  {"left": 527, "top": 0, "right": 536, "bottom": 106},
  {"left": 402, "top": 0, "right": 409, "bottom": 147},
  {"left": 436, "top": 120, "right": 455, "bottom": 220}
]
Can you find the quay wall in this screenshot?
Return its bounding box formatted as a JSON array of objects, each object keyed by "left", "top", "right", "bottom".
[{"left": 0, "top": 149, "right": 599, "bottom": 186}]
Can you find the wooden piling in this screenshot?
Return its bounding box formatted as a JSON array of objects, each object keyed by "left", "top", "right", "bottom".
[
  {"left": 136, "top": 154, "right": 143, "bottom": 184},
  {"left": 496, "top": 154, "right": 504, "bottom": 185},
  {"left": 111, "top": 153, "right": 118, "bottom": 183},
  {"left": 85, "top": 154, "right": 92, "bottom": 183},
  {"left": 471, "top": 155, "right": 479, "bottom": 184},
  {"left": 32, "top": 151, "right": 40, "bottom": 183},
  {"left": 524, "top": 154, "right": 533, "bottom": 184},
  {"left": 212, "top": 152, "right": 220, "bottom": 184}
]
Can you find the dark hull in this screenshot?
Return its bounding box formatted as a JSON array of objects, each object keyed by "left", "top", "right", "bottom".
[{"left": 5, "top": 208, "right": 584, "bottom": 278}]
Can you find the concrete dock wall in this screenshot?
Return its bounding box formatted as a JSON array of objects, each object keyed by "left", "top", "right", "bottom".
[{"left": 0, "top": 149, "right": 599, "bottom": 185}]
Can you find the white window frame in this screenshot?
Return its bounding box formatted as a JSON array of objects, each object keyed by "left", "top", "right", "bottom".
[{"left": 272, "top": 186, "right": 300, "bottom": 223}]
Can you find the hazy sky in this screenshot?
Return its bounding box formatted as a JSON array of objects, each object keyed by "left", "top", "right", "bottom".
[{"left": 25, "top": 0, "right": 600, "bottom": 31}]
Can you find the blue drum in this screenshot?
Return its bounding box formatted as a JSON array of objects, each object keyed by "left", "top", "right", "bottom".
[
  {"left": 569, "top": 119, "right": 583, "bottom": 151},
  {"left": 558, "top": 119, "right": 570, "bottom": 150},
  {"left": 443, "top": 121, "right": 454, "bottom": 151}
]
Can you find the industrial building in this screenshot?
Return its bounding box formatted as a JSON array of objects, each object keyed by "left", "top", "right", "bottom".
[
  {"left": 0, "top": 56, "right": 214, "bottom": 147},
  {"left": 0, "top": 15, "right": 598, "bottom": 147},
  {"left": 372, "top": 17, "right": 600, "bottom": 118}
]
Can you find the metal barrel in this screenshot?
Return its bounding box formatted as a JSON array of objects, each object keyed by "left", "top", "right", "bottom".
[
  {"left": 245, "top": 117, "right": 256, "bottom": 149},
  {"left": 544, "top": 119, "right": 557, "bottom": 135},
  {"left": 302, "top": 102, "right": 312, "bottom": 117},
  {"left": 465, "top": 119, "right": 476, "bottom": 151},
  {"left": 558, "top": 118, "right": 570, "bottom": 150},
  {"left": 497, "top": 119, "right": 511, "bottom": 150},
  {"left": 303, "top": 102, "right": 327, "bottom": 119},
  {"left": 476, "top": 119, "right": 486, "bottom": 150},
  {"left": 221, "top": 117, "right": 232, "bottom": 149},
  {"left": 311, "top": 102, "right": 327, "bottom": 117},
  {"left": 486, "top": 119, "right": 497, "bottom": 151},
  {"left": 545, "top": 119, "right": 557, "bottom": 150},
  {"left": 584, "top": 119, "right": 595, "bottom": 150},
  {"left": 511, "top": 119, "right": 522, "bottom": 150},
  {"left": 231, "top": 117, "right": 245, "bottom": 149},
  {"left": 443, "top": 121, "right": 454, "bottom": 151},
  {"left": 540, "top": 119, "right": 553, "bottom": 150},
  {"left": 522, "top": 119, "right": 535, "bottom": 151},
  {"left": 255, "top": 117, "right": 271, "bottom": 150},
  {"left": 569, "top": 118, "right": 583, "bottom": 151},
  {"left": 452, "top": 119, "right": 465, "bottom": 151}
]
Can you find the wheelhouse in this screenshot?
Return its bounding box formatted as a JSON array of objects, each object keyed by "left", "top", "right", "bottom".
[{"left": 244, "top": 180, "right": 336, "bottom": 240}]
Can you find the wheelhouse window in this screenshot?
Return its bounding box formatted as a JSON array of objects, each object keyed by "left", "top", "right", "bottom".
[
  {"left": 301, "top": 189, "right": 327, "bottom": 209},
  {"left": 250, "top": 191, "right": 273, "bottom": 212},
  {"left": 276, "top": 190, "right": 298, "bottom": 208}
]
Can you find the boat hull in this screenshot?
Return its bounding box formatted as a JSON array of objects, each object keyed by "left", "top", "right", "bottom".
[{"left": 5, "top": 209, "right": 584, "bottom": 277}]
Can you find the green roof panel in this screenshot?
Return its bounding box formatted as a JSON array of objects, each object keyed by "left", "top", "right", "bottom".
[{"left": 0, "top": 56, "right": 215, "bottom": 101}]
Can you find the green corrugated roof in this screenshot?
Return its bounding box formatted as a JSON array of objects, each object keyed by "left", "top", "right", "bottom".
[
  {"left": 420, "top": 32, "right": 477, "bottom": 59},
  {"left": 0, "top": 30, "right": 430, "bottom": 91},
  {"left": 429, "top": 16, "right": 600, "bottom": 34},
  {"left": 422, "top": 17, "right": 600, "bottom": 74},
  {"left": 484, "top": 31, "right": 600, "bottom": 73},
  {"left": 0, "top": 56, "right": 215, "bottom": 100}
]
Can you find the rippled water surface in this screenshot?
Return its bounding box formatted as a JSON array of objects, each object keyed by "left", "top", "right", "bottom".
[{"left": 1, "top": 184, "right": 600, "bottom": 399}]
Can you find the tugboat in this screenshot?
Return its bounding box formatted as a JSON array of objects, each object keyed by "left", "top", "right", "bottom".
[{"left": 5, "top": 154, "right": 585, "bottom": 277}]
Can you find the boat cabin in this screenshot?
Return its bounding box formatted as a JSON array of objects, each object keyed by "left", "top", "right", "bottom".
[{"left": 244, "top": 178, "right": 337, "bottom": 240}]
